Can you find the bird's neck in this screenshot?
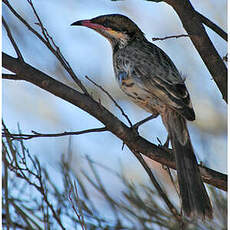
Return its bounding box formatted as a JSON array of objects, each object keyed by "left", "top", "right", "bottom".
[
  {"left": 110, "top": 34, "right": 130, "bottom": 50},
  {"left": 112, "top": 35, "right": 145, "bottom": 53}
]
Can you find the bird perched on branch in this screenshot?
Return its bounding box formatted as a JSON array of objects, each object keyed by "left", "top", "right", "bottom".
[{"left": 71, "top": 14, "right": 213, "bottom": 219}]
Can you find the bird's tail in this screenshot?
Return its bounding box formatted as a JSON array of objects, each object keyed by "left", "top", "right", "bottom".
[{"left": 161, "top": 108, "right": 213, "bottom": 219}]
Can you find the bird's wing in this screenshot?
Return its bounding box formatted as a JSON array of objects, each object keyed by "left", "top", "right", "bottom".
[{"left": 124, "top": 42, "right": 195, "bottom": 121}]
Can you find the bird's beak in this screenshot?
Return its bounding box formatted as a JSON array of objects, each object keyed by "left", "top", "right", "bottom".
[
  {"left": 71, "top": 19, "right": 125, "bottom": 41},
  {"left": 71, "top": 20, "right": 90, "bottom": 26},
  {"left": 71, "top": 20, "right": 108, "bottom": 31}
]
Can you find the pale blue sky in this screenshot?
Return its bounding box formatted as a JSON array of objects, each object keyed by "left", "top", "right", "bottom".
[{"left": 2, "top": 1, "right": 227, "bottom": 226}]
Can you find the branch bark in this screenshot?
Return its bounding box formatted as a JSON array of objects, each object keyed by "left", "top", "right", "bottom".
[
  {"left": 2, "top": 128, "right": 107, "bottom": 140},
  {"left": 164, "top": 0, "right": 227, "bottom": 103},
  {"left": 195, "top": 11, "right": 227, "bottom": 42},
  {"left": 2, "top": 17, "right": 24, "bottom": 61},
  {"left": 2, "top": 52, "right": 227, "bottom": 191}
]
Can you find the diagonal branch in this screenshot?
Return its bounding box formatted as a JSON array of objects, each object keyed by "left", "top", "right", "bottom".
[
  {"left": 2, "top": 16, "right": 24, "bottom": 61},
  {"left": 2, "top": 52, "right": 227, "bottom": 191},
  {"left": 196, "top": 11, "right": 227, "bottom": 42},
  {"left": 147, "top": 1, "right": 227, "bottom": 41},
  {"left": 131, "top": 149, "right": 182, "bottom": 222},
  {"left": 86, "top": 75, "right": 133, "bottom": 127},
  {"left": 164, "top": 0, "right": 227, "bottom": 103},
  {"left": 3, "top": 0, "right": 89, "bottom": 95}
]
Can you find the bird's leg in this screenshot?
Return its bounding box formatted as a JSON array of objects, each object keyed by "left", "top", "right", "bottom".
[{"left": 132, "top": 111, "right": 159, "bottom": 134}]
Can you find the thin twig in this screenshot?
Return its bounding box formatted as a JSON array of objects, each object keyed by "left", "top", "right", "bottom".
[
  {"left": 74, "top": 181, "right": 86, "bottom": 229},
  {"left": 130, "top": 149, "right": 182, "bottom": 223},
  {"left": 85, "top": 75, "right": 133, "bottom": 127},
  {"left": 223, "top": 54, "right": 227, "bottom": 62},
  {"left": 133, "top": 114, "right": 157, "bottom": 129},
  {"left": 2, "top": 74, "right": 23, "bottom": 80},
  {"left": 2, "top": 0, "right": 48, "bottom": 46},
  {"left": 26, "top": 0, "right": 89, "bottom": 95},
  {"left": 84, "top": 156, "right": 120, "bottom": 220},
  {"left": 26, "top": 0, "right": 50, "bottom": 42},
  {"left": 69, "top": 184, "right": 86, "bottom": 230},
  {"left": 152, "top": 16, "right": 227, "bottom": 43},
  {"left": 3, "top": 0, "right": 89, "bottom": 95},
  {"left": 3, "top": 150, "right": 11, "bottom": 230},
  {"left": 2, "top": 17, "right": 24, "bottom": 61},
  {"left": 152, "top": 34, "right": 190, "bottom": 41},
  {"left": 3, "top": 129, "right": 66, "bottom": 229},
  {"left": 2, "top": 127, "right": 107, "bottom": 140}
]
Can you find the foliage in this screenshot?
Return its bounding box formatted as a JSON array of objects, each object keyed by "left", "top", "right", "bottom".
[{"left": 2, "top": 125, "right": 227, "bottom": 230}]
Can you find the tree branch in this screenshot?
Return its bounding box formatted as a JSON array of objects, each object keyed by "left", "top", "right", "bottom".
[
  {"left": 131, "top": 150, "right": 182, "bottom": 223},
  {"left": 3, "top": 0, "right": 89, "bottom": 95},
  {"left": 152, "top": 34, "right": 189, "bottom": 41},
  {"left": 86, "top": 75, "right": 133, "bottom": 127},
  {"left": 147, "top": 1, "right": 227, "bottom": 41},
  {"left": 2, "top": 16, "right": 24, "bottom": 61},
  {"left": 164, "top": 0, "right": 227, "bottom": 103},
  {"left": 2, "top": 127, "right": 107, "bottom": 140},
  {"left": 2, "top": 52, "right": 227, "bottom": 191},
  {"left": 2, "top": 73, "right": 23, "bottom": 80},
  {"left": 196, "top": 11, "right": 227, "bottom": 42}
]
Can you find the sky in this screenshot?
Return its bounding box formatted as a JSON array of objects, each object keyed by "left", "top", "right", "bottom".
[{"left": 2, "top": 0, "right": 227, "bottom": 226}]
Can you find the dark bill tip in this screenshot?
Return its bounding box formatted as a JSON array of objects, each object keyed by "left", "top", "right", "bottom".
[{"left": 71, "top": 20, "right": 83, "bottom": 26}]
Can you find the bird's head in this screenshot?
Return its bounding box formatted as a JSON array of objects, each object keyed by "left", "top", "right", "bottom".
[{"left": 71, "top": 14, "right": 144, "bottom": 49}]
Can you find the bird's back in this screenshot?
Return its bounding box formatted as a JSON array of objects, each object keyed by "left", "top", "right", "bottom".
[{"left": 113, "top": 39, "right": 195, "bottom": 121}]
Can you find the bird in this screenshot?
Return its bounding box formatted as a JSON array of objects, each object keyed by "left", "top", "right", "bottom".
[{"left": 71, "top": 14, "right": 213, "bottom": 219}]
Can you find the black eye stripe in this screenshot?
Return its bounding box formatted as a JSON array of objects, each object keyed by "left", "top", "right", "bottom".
[
  {"left": 100, "top": 20, "right": 134, "bottom": 36},
  {"left": 102, "top": 20, "right": 124, "bottom": 32}
]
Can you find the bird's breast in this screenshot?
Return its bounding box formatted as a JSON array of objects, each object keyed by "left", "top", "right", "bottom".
[
  {"left": 116, "top": 71, "right": 165, "bottom": 114},
  {"left": 113, "top": 46, "right": 176, "bottom": 115}
]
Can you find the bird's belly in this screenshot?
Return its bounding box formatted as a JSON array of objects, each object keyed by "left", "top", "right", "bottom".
[{"left": 119, "top": 79, "right": 165, "bottom": 114}]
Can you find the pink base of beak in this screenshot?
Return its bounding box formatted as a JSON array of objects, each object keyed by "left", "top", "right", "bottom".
[{"left": 81, "top": 20, "right": 109, "bottom": 31}]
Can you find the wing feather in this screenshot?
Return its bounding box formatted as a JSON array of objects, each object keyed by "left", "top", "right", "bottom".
[{"left": 114, "top": 41, "right": 195, "bottom": 121}]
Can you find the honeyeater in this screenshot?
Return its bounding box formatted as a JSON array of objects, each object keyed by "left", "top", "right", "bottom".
[{"left": 71, "top": 14, "right": 212, "bottom": 219}]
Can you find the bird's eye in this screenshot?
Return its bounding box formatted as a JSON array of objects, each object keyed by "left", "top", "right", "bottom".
[{"left": 103, "top": 19, "right": 110, "bottom": 27}]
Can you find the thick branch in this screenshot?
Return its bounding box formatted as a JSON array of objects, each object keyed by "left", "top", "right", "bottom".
[
  {"left": 164, "top": 0, "right": 227, "bottom": 103},
  {"left": 2, "top": 52, "right": 227, "bottom": 191},
  {"left": 196, "top": 11, "right": 227, "bottom": 42}
]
